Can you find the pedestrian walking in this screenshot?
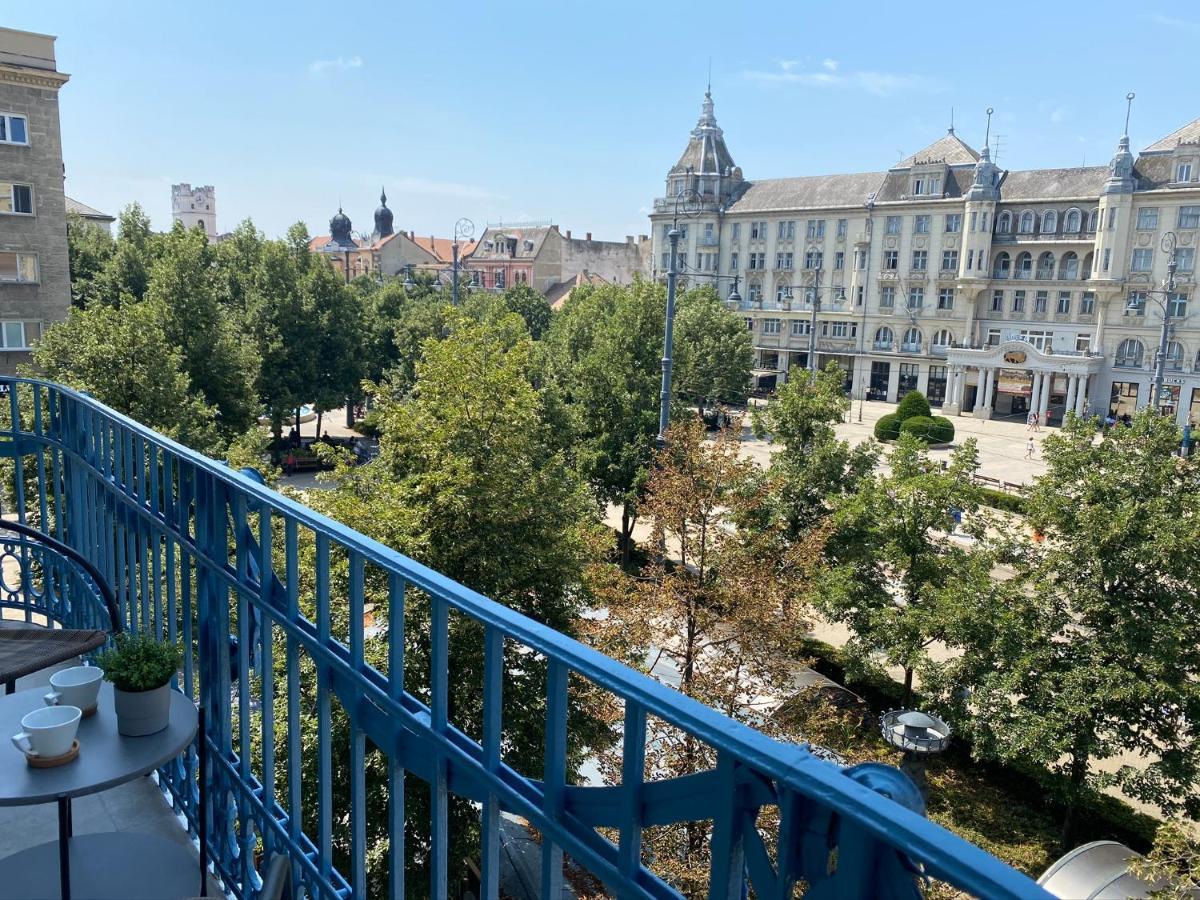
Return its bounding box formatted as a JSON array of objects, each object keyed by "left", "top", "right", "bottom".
[
  {"left": 1024, "top": 436, "right": 1035, "bottom": 460},
  {"left": 1027, "top": 410, "right": 1036, "bottom": 431},
  {"left": 1032, "top": 411, "right": 1040, "bottom": 432}
]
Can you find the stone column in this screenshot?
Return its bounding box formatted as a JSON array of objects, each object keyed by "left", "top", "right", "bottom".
[
  {"left": 1065, "top": 374, "right": 1078, "bottom": 418},
  {"left": 1075, "top": 375, "right": 1089, "bottom": 416},
  {"left": 1029, "top": 372, "right": 1042, "bottom": 418},
  {"left": 1039, "top": 372, "right": 1052, "bottom": 419},
  {"left": 979, "top": 367, "right": 996, "bottom": 419}
]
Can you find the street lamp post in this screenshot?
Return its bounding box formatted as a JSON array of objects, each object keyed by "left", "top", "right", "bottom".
[
  {"left": 656, "top": 189, "right": 702, "bottom": 448},
  {"left": 451, "top": 217, "right": 474, "bottom": 306},
  {"left": 658, "top": 225, "right": 681, "bottom": 447},
  {"left": 1126, "top": 231, "right": 1180, "bottom": 414},
  {"left": 804, "top": 268, "right": 847, "bottom": 373}
]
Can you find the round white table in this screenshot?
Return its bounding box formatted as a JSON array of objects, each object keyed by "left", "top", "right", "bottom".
[{"left": 0, "top": 682, "right": 202, "bottom": 900}]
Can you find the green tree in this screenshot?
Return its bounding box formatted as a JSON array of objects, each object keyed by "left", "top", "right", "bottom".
[
  {"left": 591, "top": 416, "right": 821, "bottom": 894},
  {"left": 543, "top": 279, "right": 664, "bottom": 565},
  {"left": 66, "top": 213, "right": 114, "bottom": 307},
  {"left": 949, "top": 410, "right": 1200, "bottom": 845},
  {"left": 499, "top": 282, "right": 552, "bottom": 339},
  {"left": 673, "top": 285, "right": 753, "bottom": 416},
  {"left": 287, "top": 308, "right": 605, "bottom": 894},
  {"left": 748, "top": 363, "right": 879, "bottom": 538},
  {"left": 93, "top": 203, "right": 159, "bottom": 306},
  {"left": 244, "top": 237, "right": 315, "bottom": 442},
  {"left": 818, "top": 433, "right": 996, "bottom": 702},
  {"left": 147, "top": 224, "right": 258, "bottom": 440},
  {"left": 29, "top": 302, "right": 219, "bottom": 452},
  {"left": 303, "top": 260, "right": 367, "bottom": 432}
]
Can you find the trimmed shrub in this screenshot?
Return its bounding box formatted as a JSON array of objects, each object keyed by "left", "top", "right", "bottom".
[
  {"left": 895, "top": 390, "right": 932, "bottom": 421},
  {"left": 873, "top": 412, "right": 902, "bottom": 441},
  {"left": 899, "top": 415, "right": 937, "bottom": 442},
  {"left": 928, "top": 415, "right": 955, "bottom": 443},
  {"left": 978, "top": 486, "right": 1028, "bottom": 515}
]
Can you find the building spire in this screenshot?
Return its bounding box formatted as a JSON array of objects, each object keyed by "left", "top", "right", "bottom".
[
  {"left": 380, "top": 185, "right": 387, "bottom": 205},
  {"left": 983, "top": 107, "right": 993, "bottom": 153},
  {"left": 1105, "top": 93, "right": 1136, "bottom": 194},
  {"left": 948, "top": 106, "right": 955, "bottom": 135}
]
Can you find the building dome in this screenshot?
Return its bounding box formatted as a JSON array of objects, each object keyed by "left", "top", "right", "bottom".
[
  {"left": 329, "top": 207, "right": 354, "bottom": 248},
  {"left": 374, "top": 187, "right": 394, "bottom": 238}
]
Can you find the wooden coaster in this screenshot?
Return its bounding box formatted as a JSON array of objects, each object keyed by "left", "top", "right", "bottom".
[
  {"left": 25, "top": 739, "right": 79, "bottom": 769},
  {"left": 80, "top": 703, "right": 97, "bottom": 719}
]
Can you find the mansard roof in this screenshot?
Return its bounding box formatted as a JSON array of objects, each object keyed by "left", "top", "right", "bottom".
[
  {"left": 997, "top": 166, "right": 1109, "bottom": 201},
  {"left": 894, "top": 132, "right": 979, "bottom": 169},
  {"left": 1143, "top": 117, "right": 1200, "bottom": 153},
  {"left": 727, "top": 171, "right": 885, "bottom": 213}
]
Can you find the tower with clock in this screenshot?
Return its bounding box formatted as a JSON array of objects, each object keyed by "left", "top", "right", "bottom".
[{"left": 171, "top": 183, "right": 217, "bottom": 236}]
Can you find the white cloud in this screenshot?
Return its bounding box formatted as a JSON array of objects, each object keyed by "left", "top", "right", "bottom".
[
  {"left": 1049, "top": 107, "right": 1066, "bottom": 124},
  {"left": 1145, "top": 12, "right": 1200, "bottom": 30},
  {"left": 743, "top": 61, "right": 944, "bottom": 97},
  {"left": 308, "top": 55, "right": 363, "bottom": 75}
]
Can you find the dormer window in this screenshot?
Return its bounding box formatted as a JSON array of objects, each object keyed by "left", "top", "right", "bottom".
[
  {"left": 912, "top": 177, "right": 925, "bottom": 195},
  {"left": 523, "top": 240, "right": 534, "bottom": 252},
  {"left": 1177, "top": 161, "right": 1194, "bottom": 183}
]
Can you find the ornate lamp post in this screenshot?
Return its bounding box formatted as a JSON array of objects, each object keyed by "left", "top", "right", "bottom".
[
  {"left": 804, "top": 267, "right": 847, "bottom": 372},
  {"left": 880, "top": 708, "right": 952, "bottom": 802},
  {"left": 451, "top": 217, "right": 474, "bottom": 306},
  {"left": 1125, "top": 231, "right": 1180, "bottom": 414},
  {"left": 657, "top": 189, "right": 702, "bottom": 447}
]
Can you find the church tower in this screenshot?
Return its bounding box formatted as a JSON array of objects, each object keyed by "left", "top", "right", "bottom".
[
  {"left": 373, "top": 187, "right": 394, "bottom": 241},
  {"left": 1094, "top": 94, "right": 1137, "bottom": 286},
  {"left": 171, "top": 183, "right": 217, "bottom": 236}
]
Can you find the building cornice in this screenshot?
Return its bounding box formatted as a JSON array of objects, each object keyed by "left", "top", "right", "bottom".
[{"left": 0, "top": 63, "right": 68, "bottom": 90}]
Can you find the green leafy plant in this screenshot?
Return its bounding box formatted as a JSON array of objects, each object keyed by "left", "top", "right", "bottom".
[
  {"left": 873, "top": 412, "right": 902, "bottom": 441},
  {"left": 899, "top": 414, "right": 956, "bottom": 444},
  {"left": 895, "top": 390, "right": 932, "bottom": 421},
  {"left": 97, "top": 632, "right": 181, "bottom": 693}
]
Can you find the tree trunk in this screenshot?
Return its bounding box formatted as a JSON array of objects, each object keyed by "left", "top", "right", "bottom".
[
  {"left": 620, "top": 504, "right": 633, "bottom": 570},
  {"left": 315, "top": 409, "right": 323, "bottom": 438},
  {"left": 902, "top": 667, "right": 914, "bottom": 706},
  {"left": 1061, "top": 752, "right": 1089, "bottom": 848},
  {"left": 294, "top": 407, "right": 301, "bottom": 436}
]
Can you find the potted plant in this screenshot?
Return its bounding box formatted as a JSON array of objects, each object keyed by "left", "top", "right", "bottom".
[{"left": 97, "top": 633, "right": 182, "bottom": 736}]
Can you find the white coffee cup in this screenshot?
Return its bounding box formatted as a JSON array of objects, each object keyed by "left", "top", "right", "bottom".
[
  {"left": 11, "top": 704, "right": 81, "bottom": 758},
  {"left": 44, "top": 665, "right": 103, "bottom": 712}
]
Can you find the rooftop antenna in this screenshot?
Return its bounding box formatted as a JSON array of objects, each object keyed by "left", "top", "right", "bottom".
[
  {"left": 992, "top": 134, "right": 1007, "bottom": 166},
  {"left": 948, "top": 106, "right": 955, "bottom": 135},
  {"left": 1124, "top": 91, "right": 1136, "bottom": 136},
  {"left": 707, "top": 57, "right": 712, "bottom": 94},
  {"left": 984, "top": 107, "right": 994, "bottom": 153}
]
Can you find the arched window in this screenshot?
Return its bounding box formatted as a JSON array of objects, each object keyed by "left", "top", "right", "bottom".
[
  {"left": 1064, "top": 208, "right": 1082, "bottom": 233},
  {"left": 1018, "top": 210, "right": 1035, "bottom": 234},
  {"left": 776, "top": 279, "right": 792, "bottom": 303},
  {"left": 1041, "top": 210, "right": 1058, "bottom": 235},
  {"left": 1036, "top": 251, "right": 1056, "bottom": 279},
  {"left": 1082, "top": 251, "right": 1095, "bottom": 278},
  {"left": 1016, "top": 251, "right": 1033, "bottom": 278},
  {"left": 747, "top": 280, "right": 762, "bottom": 305},
  {"left": 1087, "top": 208, "right": 1099, "bottom": 231},
  {"left": 997, "top": 211, "right": 1013, "bottom": 233},
  {"left": 1167, "top": 340, "right": 1185, "bottom": 370},
  {"left": 1115, "top": 338, "right": 1145, "bottom": 368},
  {"left": 902, "top": 327, "right": 922, "bottom": 351},
  {"left": 874, "top": 326, "right": 894, "bottom": 349},
  {"left": 932, "top": 328, "right": 953, "bottom": 349},
  {"left": 1060, "top": 251, "right": 1079, "bottom": 280},
  {"left": 992, "top": 251, "right": 1012, "bottom": 278}
]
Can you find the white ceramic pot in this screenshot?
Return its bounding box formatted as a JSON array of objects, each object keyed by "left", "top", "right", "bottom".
[{"left": 113, "top": 683, "right": 171, "bottom": 736}]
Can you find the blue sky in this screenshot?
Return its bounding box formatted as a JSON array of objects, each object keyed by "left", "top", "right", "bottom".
[{"left": 10, "top": 2, "right": 1199, "bottom": 242}]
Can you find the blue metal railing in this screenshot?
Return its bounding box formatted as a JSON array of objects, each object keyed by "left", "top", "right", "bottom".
[{"left": 0, "top": 377, "right": 1050, "bottom": 899}]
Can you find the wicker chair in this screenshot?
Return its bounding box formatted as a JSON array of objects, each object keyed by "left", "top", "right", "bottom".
[{"left": 0, "top": 520, "right": 120, "bottom": 694}]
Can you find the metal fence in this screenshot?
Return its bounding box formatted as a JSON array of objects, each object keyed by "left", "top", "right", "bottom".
[{"left": 0, "top": 377, "right": 1049, "bottom": 899}]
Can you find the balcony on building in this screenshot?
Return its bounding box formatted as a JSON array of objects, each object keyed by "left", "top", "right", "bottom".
[{"left": 0, "top": 378, "right": 1051, "bottom": 900}]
